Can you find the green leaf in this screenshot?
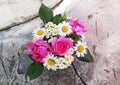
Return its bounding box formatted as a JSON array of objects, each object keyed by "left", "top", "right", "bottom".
[
  {"left": 39, "top": 3, "right": 53, "bottom": 23},
  {"left": 77, "top": 49, "right": 93, "bottom": 62},
  {"left": 74, "top": 35, "right": 82, "bottom": 43},
  {"left": 28, "top": 55, "right": 34, "bottom": 62},
  {"left": 52, "top": 14, "right": 63, "bottom": 24},
  {"left": 52, "top": 13, "right": 67, "bottom": 24},
  {"left": 68, "top": 34, "right": 82, "bottom": 44},
  {"left": 27, "top": 62, "right": 44, "bottom": 80},
  {"left": 62, "top": 12, "right": 67, "bottom": 21}
]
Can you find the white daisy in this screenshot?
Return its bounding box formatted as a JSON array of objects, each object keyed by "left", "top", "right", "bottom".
[
  {"left": 58, "top": 63, "right": 68, "bottom": 69},
  {"left": 45, "top": 22, "right": 54, "bottom": 28},
  {"left": 65, "top": 54, "right": 74, "bottom": 61},
  {"left": 64, "top": 54, "right": 74, "bottom": 66},
  {"left": 58, "top": 21, "right": 72, "bottom": 36},
  {"left": 32, "top": 27, "right": 46, "bottom": 40},
  {"left": 43, "top": 55, "right": 58, "bottom": 71},
  {"left": 63, "top": 48, "right": 74, "bottom": 63},
  {"left": 75, "top": 41, "right": 87, "bottom": 57},
  {"left": 58, "top": 58, "right": 66, "bottom": 64},
  {"left": 45, "top": 22, "right": 58, "bottom": 38},
  {"left": 58, "top": 58, "right": 67, "bottom": 69},
  {"left": 58, "top": 55, "right": 74, "bottom": 69},
  {"left": 45, "top": 29, "right": 51, "bottom": 38},
  {"left": 51, "top": 29, "right": 58, "bottom": 36},
  {"left": 67, "top": 48, "right": 74, "bottom": 55}
]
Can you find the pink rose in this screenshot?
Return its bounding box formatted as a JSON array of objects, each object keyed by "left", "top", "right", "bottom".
[
  {"left": 27, "top": 39, "right": 52, "bottom": 63},
  {"left": 52, "top": 37, "right": 73, "bottom": 56},
  {"left": 67, "top": 19, "right": 86, "bottom": 35}
]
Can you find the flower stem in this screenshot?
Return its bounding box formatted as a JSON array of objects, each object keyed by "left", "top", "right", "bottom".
[{"left": 72, "top": 63, "right": 86, "bottom": 85}]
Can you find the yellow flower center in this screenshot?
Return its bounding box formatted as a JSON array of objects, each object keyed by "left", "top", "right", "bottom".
[
  {"left": 62, "top": 26, "right": 68, "bottom": 32},
  {"left": 37, "top": 30, "right": 44, "bottom": 35},
  {"left": 60, "top": 59, "right": 64, "bottom": 63},
  {"left": 47, "top": 59, "right": 56, "bottom": 66},
  {"left": 66, "top": 58, "right": 69, "bottom": 62},
  {"left": 53, "top": 31, "right": 57, "bottom": 35},
  {"left": 70, "top": 49, "right": 73, "bottom": 53},
  {"left": 78, "top": 45, "right": 85, "bottom": 53},
  {"left": 49, "top": 28, "right": 53, "bottom": 31},
  {"left": 66, "top": 53, "right": 69, "bottom": 57}
]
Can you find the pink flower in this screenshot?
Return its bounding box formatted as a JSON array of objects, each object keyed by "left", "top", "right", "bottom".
[
  {"left": 52, "top": 37, "right": 73, "bottom": 56},
  {"left": 67, "top": 19, "right": 86, "bottom": 35},
  {"left": 27, "top": 42, "right": 35, "bottom": 54},
  {"left": 27, "top": 39, "right": 52, "bottom": 63}
]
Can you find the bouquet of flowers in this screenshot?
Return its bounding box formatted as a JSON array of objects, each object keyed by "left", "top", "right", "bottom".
[{"left": 27, "top": 4, "right": 93, "bottom": 80}]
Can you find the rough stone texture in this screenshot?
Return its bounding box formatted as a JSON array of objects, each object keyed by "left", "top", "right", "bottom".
[
  {"left": 67, "top": 0, "right": 120, "bottom": 85},
  {"left": 0, "top": 0, "right": 120, "bottom": 85},
  {"left": 0, "top": 0, "right": 62, "bottom": 30}
]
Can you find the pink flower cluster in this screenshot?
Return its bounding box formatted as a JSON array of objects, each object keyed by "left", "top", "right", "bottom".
[
  {"left": 27, "top": 19, "right": 86, "bottom": 63},
  {"left": 67, "top": 19, "right": 86, "bottom": 35},
  {"left": 27, "top": 37, "right": 73, "bottom": 63},
  {"left": 27, "top": 39, "right": 52, "bottom": 62}
]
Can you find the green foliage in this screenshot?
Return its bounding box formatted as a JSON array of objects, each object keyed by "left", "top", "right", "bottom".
[
  {"left": 39, "top": 3, "right": 66, "bottom": 24},
  {"left": 77, "top": 49, "right": 93, "bottom": 62},
  {"left": 39, "top": 3, "right": 53, "bottom": 23},
  {"left": 69, "top": 34, "right": 82, "bottom": 44},
  {"left": 52, "top": 14, "right": 66, "bottom": 24},
  {"left": 27, "top": 62, "right": 44, "bottom": 80},
  {"left": 62, "top": 12, "right": 67, "bottom": 21}
]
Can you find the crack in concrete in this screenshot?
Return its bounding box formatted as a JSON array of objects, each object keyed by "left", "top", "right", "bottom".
[{"left": 72, "top": 63, "right": 87, "bottom": 85}]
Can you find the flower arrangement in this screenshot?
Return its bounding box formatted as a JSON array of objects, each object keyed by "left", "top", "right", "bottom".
[{"left": 27, "top": 4, "right": 93, "bottom": 80}]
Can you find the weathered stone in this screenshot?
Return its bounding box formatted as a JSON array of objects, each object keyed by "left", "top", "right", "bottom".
[
  {"left": 0, "top": 0, "right": 62, "bottom": 30},
  {"left": 67, "top": 0, "right": 120, "bottom": 85}
]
